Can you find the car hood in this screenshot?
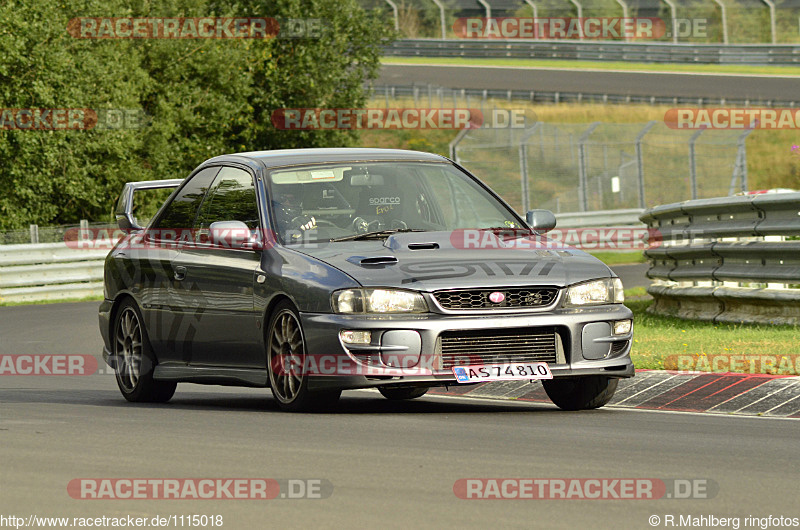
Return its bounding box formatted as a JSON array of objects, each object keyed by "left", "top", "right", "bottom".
[{"left": 290, "top": 231, "right": 613, "bottom": 291}]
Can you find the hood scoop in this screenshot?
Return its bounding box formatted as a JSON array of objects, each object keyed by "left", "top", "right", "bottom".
[
  {"left": 346, "top": 255, "right": 399, "bottom": 267},
  {"left": 407, "top": 242, "right": 439, "bottom": 250},
  {"left": 384, "top": 231, "right": 453, "bottom": 251}
]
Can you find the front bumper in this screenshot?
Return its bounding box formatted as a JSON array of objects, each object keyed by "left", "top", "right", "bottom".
[{"left": 300, "top": 305, "right": 634, "bottom": 391}]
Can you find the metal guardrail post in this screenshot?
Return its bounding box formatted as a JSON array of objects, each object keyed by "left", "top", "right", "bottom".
[
  {"left": 730, "top": 128, "right": 753, "bottom": 194},
  {"left": 568, "top": 0, "right": 584, "bottom": 41},
  {"left": 662, "top": 0, "right": 679, "bottom": 44},
  {"left": 431, "top": 0, "right": 447, "bottom": 40},
  {"left": 711, "top": 0, "right": 729, "bottom": 44},
  {"left": 614, "top": 0, "right": 630, "bottom": 41},
  {"left": 519, "top": 143, "right": 530, "bottom": 213},
  {"left": 577, "top": 122, "right": 601, "bottom": 212},
  {"left": 635, "top": 121, "right": 657, "bottom": 209},
  {"left": 524, "top": 0, "right": 538, "bottom": 20},
  {"left": 542, "top": 124, "right": 548, "bottom": 159},
  {"left": 79, "top": 219, "right": 89, "bottom": 243},
  {"left": 760, "top": 0, "right": 777, "bottom": 44},
  {"left": 29, "top": 224, "right": 39, "bottom": 244},
  {"left": 688, "top": 128, "right": 706, "bottom": 200},
  {"left": 518, "top": 123, "right": 543, "bottom": 214},
  {"left": 384, "top": 0, "right": 399, "bottom": 32},
  {"left": 449, "top": 127, "right": 471, "bottom": 163},
  {"left": 477, "top": 0, "right": 491, "bottom": 19}
]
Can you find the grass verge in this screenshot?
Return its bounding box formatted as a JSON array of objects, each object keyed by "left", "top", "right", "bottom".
[
  {"left": 0, "top": 295, "right": 103, "bottom": 307},
  {"left": 628, "top": 299, "right": 800, "bottom": 375},
  {"left": 588, "top": 251, "right": 646, "bottom": 266}
]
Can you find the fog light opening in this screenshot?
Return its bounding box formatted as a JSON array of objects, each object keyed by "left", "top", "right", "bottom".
[
  {"left": 613, "top": 320, "right": 632, "bottom": 335},
  {"left": 340, "top": 330, "right": 372, "bottom": 345}
]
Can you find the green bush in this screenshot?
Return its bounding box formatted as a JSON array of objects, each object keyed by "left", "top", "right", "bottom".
[{"left": 0, "top": 0, "right": 393, "bottom": 229}]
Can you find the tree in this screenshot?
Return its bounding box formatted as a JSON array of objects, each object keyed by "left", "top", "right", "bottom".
[{"left": 0, "top": 0, "right": 393, "bottom": 229}]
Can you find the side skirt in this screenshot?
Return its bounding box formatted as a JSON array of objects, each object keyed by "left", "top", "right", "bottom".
[{"left": 153, "top": 363, "right": 269, "bottom": 388}]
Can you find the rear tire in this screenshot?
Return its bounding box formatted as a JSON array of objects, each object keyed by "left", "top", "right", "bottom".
[
  {"left": 266, "top": 300, "right": 341, "bottom": 412},
  {"left": 112, "top": 299, "right": 176, "bottom": 403},
  {"left": 542, "top": 376, "right": 618, "bottom": 411},
  {"left": 378, "top": 386, "right": 429, "bottom": 400}
]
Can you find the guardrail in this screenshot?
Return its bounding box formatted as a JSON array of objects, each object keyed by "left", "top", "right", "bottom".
[
  {"left": 640, "top": 192, "right": 800, "bottom": 324},
  {"left": 386, "top": 39, "right": 800, "bottom": 66},
  {"left": 0, "top": 242, "right": 108, "bottom": 303},
  {"left": 555, "top": 208, "right": 644, "bottom": 228},
  {"left": 372, "top": 84, "right": 799, "bottom": 110}
]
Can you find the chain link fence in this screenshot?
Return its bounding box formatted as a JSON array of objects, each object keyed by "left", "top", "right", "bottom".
[
  {"left": 371, "top": 83, "right": 750, "bottom": 214},
  {"left": 361, "top": 0, "right": 800, "bottom": 44},
  {"left": 452, "top": 120, "right": 749, "bottom": 214},
  {"left": 0, "top": 221, "right": 116, "bottom": 246}
]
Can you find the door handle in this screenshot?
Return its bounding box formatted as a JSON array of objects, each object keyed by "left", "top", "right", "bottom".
[{"left": 174, "top": 266, "right": 187, "bottom": 281}]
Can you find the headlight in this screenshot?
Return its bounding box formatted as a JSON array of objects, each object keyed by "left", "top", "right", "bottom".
[
  {"left": 332, "top": 289, "right": 428, "bottom": 314},
  {"left": 565, "top": 278, "right": 624, "bottom": 306}
]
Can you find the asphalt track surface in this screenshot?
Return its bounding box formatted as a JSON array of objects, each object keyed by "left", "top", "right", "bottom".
[
  {"left": 2, "top": 301, "right": 799, "bottom": 528},
  {"left": 379, "top": 64, "right": 800, "bottom": 101}
]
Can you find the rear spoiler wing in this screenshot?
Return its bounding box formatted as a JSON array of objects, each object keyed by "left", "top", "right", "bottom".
[{"left": 115, "top": 179, "right": 184, "bottom": 231}]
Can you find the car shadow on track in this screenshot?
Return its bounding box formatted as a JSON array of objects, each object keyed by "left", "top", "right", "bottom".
[{"left": 0, "top": 387, "right": 620, "bottom": 415}]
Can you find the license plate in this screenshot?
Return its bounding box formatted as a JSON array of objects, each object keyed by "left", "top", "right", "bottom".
[{"left": 452, "top": 362, "right": 553, "bottom": 383}]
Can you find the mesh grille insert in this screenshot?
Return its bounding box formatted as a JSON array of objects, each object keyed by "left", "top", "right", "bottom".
[
  {"left": 440, "top": 327, "right": 558, "bottom": 369},
  {"left": 434, "top": 287, "right": 559, "bottom": 310}
]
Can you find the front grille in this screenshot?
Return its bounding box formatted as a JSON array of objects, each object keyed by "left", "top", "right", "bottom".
[
  {"left": 440, "top": 327, "right": 558, "bottom": 369},
  {"left": 434, "top": 287, "right": 559, "bottom": 310}
]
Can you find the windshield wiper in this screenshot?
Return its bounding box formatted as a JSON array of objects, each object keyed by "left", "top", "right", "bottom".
[
  {"left": 480, "top": 226, "right": 535, "bottom": 239},
  {"left": 330, "top": 228, "right": 426, "bottom": 242}
]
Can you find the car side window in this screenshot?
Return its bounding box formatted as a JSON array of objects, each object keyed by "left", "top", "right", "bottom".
[
  {"left": 152, "top": 167, "right": 220, "bottom": 230},
  {"left": 195, "top": 166, "right": 259, "bottom": 233}
]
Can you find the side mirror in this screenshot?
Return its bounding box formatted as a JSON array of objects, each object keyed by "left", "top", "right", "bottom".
[
  {"left": 525, "top": 209, "right": 557, "bottom": 232},
  {"left": 209, "top": 221, "right": 263, "bottom": 250}
]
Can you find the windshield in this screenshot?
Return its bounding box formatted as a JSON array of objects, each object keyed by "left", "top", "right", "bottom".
[{"left": 267, "top": 161, "right": 522, "bottom": 244}]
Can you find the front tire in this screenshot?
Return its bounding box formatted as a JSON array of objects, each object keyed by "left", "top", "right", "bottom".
[
  {"left": 378, "top": 386, "right": 429, "bottom": 400},
  {"left": 112, "top": 299, "right": 176, "bottom": 403},
  {"left": 542, "top": 376, "right": 618, "bottom": 411},
  {"left": 267, "top": 301, "right": 341, "bottom": 412}
]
